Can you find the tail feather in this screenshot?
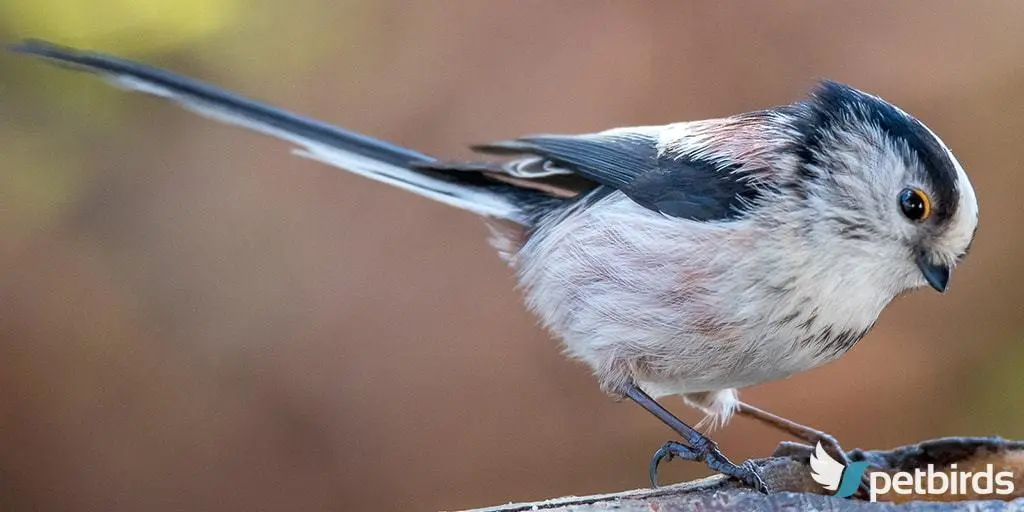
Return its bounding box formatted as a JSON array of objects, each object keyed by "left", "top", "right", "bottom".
[{"left": 10, "top": 39, "right": 540, "bottom": 224}]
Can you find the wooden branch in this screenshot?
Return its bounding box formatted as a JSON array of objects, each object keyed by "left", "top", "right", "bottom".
[{"left": 461, "top": 438, "right": 1024, "bottom": 511}]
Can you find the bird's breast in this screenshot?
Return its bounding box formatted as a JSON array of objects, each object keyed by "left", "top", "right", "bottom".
[{"left": 512, "top": 192, "right": 893, "bottom": 392}]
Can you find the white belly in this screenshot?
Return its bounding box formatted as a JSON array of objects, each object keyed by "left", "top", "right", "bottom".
[{"left": 511, "top": 192, "right": 895, "bottom": 396}]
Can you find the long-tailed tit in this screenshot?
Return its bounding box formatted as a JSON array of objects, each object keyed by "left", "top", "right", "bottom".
[{"left": 10, "top": 40, "right": 979, "bottom": 492}]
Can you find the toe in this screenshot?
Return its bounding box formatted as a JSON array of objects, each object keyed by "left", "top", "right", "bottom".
[{"left": 741, "top": 460, "right": 770, "bottom": 494}]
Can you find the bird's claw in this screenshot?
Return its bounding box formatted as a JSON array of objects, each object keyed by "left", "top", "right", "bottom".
[
  {"left": 648, "top": 440, "right": 769, "bottom": 493},
  {"left": 740, "top": 459, "right": 769, "bottom": 494},
  {"left": 649, "top": 440, "right": 696, "bottom": 487}
]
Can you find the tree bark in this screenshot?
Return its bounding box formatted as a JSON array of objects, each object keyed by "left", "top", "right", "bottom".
[{"left": 462, "top": 438, "right": 1024, "bottom": 511}]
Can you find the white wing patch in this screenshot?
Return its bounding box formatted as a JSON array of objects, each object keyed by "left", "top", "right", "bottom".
[{"left": 809, "top": 441, "right": 845, "bottom": 491}]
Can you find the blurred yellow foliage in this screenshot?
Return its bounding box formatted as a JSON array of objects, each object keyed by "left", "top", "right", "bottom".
[{"left": 0, "top": 0, "right": 241, "bottom": 54}]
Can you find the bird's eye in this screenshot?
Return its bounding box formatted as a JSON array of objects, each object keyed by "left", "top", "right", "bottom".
[{"left": 898, "top": 188, "right": 931, "bottom": 221}]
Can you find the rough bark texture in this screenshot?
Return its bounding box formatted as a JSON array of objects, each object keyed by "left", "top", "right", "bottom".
[{"left": 462, "top": 438, "right": 1024, "bottom": 511}]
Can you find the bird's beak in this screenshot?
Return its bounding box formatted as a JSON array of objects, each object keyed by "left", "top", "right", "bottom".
[{"left": 916, "top": 253, "right": 950, "bottom": 293}]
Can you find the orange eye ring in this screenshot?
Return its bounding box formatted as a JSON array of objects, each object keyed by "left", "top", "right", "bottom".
[{"left": 898, "top": 188, "right": 931, "bottom": 221}]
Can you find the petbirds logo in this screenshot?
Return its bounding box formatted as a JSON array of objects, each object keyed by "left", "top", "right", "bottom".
[
  {"left": 809, "top": 442, "right": 871, "bottom": 498},
  {"left": 809, "top": 441, "right": 1015, "bottom": 502}
]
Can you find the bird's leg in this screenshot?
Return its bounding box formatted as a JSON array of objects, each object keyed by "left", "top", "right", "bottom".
[
  {"left": 622, "top": 381, "right": 768, "bottom": 492},
  {"left": 735, "top": 401, "right": 873, "bottom": 497},
  {"left": 734, "top": 401, "right": 848, "bottom": 463}
]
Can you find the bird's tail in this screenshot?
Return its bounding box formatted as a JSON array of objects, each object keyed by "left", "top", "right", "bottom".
[{"left": 10, "top": 40, "right": 546, "bottom": 225}]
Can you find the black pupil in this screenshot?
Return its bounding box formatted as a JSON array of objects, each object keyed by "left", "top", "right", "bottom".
[{"left": 899, "top": 189, "right": 926, "bottom": 220}]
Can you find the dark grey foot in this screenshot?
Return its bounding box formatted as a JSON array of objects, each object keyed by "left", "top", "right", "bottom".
[{"left": 649, "top": 440, "right": 769, "bottom": 493}]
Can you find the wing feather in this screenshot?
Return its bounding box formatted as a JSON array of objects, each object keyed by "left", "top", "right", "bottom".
[{"left": 468, "top": 128, "right": 763, "bottom": 221}]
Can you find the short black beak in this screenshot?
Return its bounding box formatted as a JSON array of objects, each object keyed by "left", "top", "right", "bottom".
[{"left": 916, "top": 254, "right": 950, "bottom": 293}]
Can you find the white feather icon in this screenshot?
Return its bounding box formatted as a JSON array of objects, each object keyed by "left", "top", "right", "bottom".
[{"left": 809, "top": 441, "right": 845, "bottom": 491}]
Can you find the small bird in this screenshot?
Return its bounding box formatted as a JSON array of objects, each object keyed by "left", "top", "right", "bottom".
[{"left": 9, "top": 40, "right": 979, "bottom": 492}]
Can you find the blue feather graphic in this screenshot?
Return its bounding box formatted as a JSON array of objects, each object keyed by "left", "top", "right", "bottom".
[{"left": 835, "top": 461, "right": 872, "bottom": 498}]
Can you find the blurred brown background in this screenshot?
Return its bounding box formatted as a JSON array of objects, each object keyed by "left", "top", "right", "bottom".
[{"left": 2, "top": 2, "right": 1023, "bottom": 511}]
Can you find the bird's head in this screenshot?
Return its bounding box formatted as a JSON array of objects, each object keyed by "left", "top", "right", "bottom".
[{"left": 770, "top": 81, "right": 979, "bottom": 294}]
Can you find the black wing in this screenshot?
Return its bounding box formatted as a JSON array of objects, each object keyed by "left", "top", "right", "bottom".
[{"left": 468, "top": 130, "right": 762, "bottom": 222}]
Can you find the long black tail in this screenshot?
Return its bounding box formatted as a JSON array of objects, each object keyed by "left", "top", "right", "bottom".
[{"left": 10, "top": 40, "right": 544, "bottom": 224}]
